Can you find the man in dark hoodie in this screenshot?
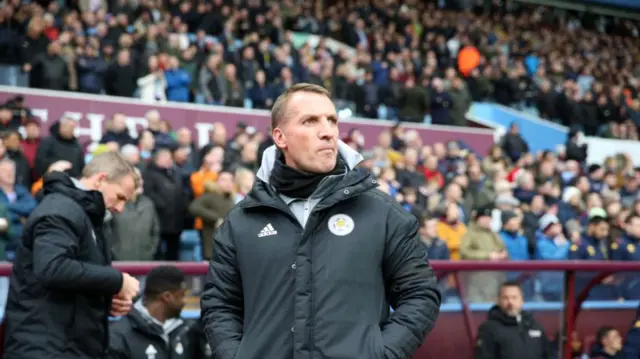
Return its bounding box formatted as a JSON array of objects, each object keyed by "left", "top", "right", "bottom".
[
  {"left": 34, "top": 116, "right": 85, "bottom": 178},
  {"left": 3, "top": 152, "right": 141, "bottom": 359},
  {"left": 474, "top": 281, "right": 552, "bottom": 359}
]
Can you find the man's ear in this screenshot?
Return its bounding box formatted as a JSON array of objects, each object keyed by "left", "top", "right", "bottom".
[{"left": 272, "top": 127, "right": 287, "bottom": 150}]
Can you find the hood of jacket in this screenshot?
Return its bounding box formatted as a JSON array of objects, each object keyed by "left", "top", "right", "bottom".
[
  {"left": 255, "top": 140, "right": 364, "bottom": 184},
  {"left": 487, "top": 305, "right": 533, "bottom": 326},
  {"left": 49, "top": 121, "right": 78, "bottom": 144},
  {"left": 43, "top": 171, "right": 106, "bottom": 227},
  {"left": 127, "top": 300, "right": 185, "bottom": 344},
  {"left": 244, "top": 140, "right": 374, "bottom": 208}
]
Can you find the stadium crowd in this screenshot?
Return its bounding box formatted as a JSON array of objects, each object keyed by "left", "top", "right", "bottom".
[
  {"left": 1, "top": 0, "right": 640, "bottom": 358},
  {"left": 1, "top": 0, "right": 640, "bottom": 138},
  {"left": 4, "top": 99, "right": 640, "bottom": 358}
]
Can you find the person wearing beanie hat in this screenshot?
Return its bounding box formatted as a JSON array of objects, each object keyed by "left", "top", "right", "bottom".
[
  {"left": 459, "top": 204, "right": 507, "bottom": 302},
  {"left": 499, "top": 211, "right": 529, "bottom": 261},
  {"left": 534, "top": 213, "right": 569, "bottom": 300}
]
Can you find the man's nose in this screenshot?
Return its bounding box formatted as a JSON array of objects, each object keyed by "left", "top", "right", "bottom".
[
  {"left": 113, "top": 202, "right": 125, "bottom": 213},
  {"left": 317, "top": 118, "right": 335, "bottom": 139}
]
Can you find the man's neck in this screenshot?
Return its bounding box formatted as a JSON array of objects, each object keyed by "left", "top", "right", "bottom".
[
  {"left": 145, "top": 301, "right": 167, "bottom": 323},
  {"left": 0, "top": 184, "right": 13, "bottom": 194},
  {"left": 79, "top": 178, "right": 96, "bottom": 191},
  {"left": 604, "top": 347, "right": 618, "bottom": 356}
]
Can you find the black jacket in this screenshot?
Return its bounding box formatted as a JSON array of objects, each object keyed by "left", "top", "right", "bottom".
[
  {"left": 201, "top": 143, "right": 441, "bottom": 359},
  {"left": 142, "top": 164, "right": 186, "bottom": 234},
  {"left": 109, "top": 305, "right": 212, "bottom": 359},
  {"left": 3, "top": 172, "right": 123, "bottom": 359},
  {"left": 474, "top": 306, "right": 552, "bottom": 359},
  {"left": 34, "top": 122, "right": 85, "bottom": 178}
]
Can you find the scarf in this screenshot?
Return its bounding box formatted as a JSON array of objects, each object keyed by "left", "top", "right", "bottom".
[{"left": 269, "top": 150, "right": 346, "bottom": 199}]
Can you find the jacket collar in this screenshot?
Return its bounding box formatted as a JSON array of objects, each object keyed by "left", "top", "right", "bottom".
[{"left": 255, "top": 140, "right": 364, "bottom": 184}]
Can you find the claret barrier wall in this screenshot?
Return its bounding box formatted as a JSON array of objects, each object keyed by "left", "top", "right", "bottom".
[{"left": 0, "top": 261, "right": 639, "bottom": 359}]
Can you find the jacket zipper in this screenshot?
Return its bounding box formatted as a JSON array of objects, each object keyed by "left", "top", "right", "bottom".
[{"left": 244, "top": 191, "right": 362, "bottom": 357}]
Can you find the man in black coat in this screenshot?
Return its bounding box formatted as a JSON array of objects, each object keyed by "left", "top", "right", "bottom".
[
  {"left": 201, "top": 83, "right": 441, "bottom": 359},
  {"left": 142, "top": 147, "right": 187, "bottom": 260},
  {"left": 3, "top": 152, "right": 141, "bottom": 359},
  {"left": 474, "top": 281, "right": 552, "bottom": 359},
  {"left": 109, "top": 265, "right": 212, "bottom": 359}
]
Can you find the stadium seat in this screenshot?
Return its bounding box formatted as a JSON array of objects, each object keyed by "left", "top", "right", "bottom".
[{"left": 180, "top": 230, "right": 202, "bottom": 262}]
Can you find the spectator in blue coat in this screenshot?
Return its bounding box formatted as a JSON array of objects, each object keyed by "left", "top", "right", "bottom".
[
  {"left": 623, "top": 309, "right": 640, "bottom": 359},
  {"left": 0, "top": 159, "right": 37, "bottom": 260},
  {"left": 75, "top": 44, "right": 107, "bottom": 94},
  {"left": 418, "top": 216, "right": 450, "bottom": 260},
  {"left": 614, "top": 213, "right": 640, "bottom": 299},
  {"left": 429, "top": 78, "right": 453, "bottom": 126},
  {"left": 534, "top": 213, "right": 570, "bottom": 301},
  {"left": 164, "top": 56, "right": 192, "bottom": 103},
  {"left": 569, "top": 209, "right": 619, "bottom": 300},
  {"left": 500, "top": 210, "right": 533, "bottom": 298},
  {"left": 500, "top": 211, "right": 530, "bottom": 261},
  {"left": 247, "top": 70, "right": 271, "bottom": 109}
]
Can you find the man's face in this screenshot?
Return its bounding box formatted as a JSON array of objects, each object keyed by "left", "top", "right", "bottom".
[
  {"left": 504, "top": 217, "right": 521, "bottom": 232},
  {"left": 25, "top": 123, "right": 40, "bottom": 139},
  {"left": 476, "top": 215, "right": 492, "bottom": 229},
  {"left": 419, "top": 219, "right": 437, "bottom": 239},
  {"left": 164, "top": 287, "right": 187, "bottom": 319},
  {"left": 273, "top": 92, "right": 339, "bottom": 173},
  {"left": 217, "top": 172, "right": 235, "bottom": 193},
  {"left": 592, "top": 221, "right": 610, "bottom": 240},
  {"left": 97, "top": 174, "right": 136, "bottom": 213},
  {"left": 112, "top": 114, "right": 126, "bottom": 132},
  {"left": 4, "top": 133, "right": 20, "bottom": 150},
  {"left": 59, "top": 119, "right": 77, "bottom": 138},
  {"left": 498, "top": 286, "right": 524, "bottom": 316},
  {"left": 155, "top": 151, "right": 174, "bottom": 168},
  {"left": 0, "top": 162, "right": 15, "bottom": 186},
  {"left": 602, "top": 329, "right": 622, "bottom": 352},
  {"left": 627, "top": 217, "right": 640, "bottom": 238}
]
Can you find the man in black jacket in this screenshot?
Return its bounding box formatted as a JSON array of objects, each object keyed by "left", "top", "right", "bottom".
[
  {"left": 109, "top": 265, "right": 212, "bottom": 359},
  {"left": 3, "top": 152, "right": 141, "bottom": 359},
  {"left": 474, "top": 281, "right": 552, "bottom": 359},
  {"left": 201, "top": 83, "right": 441, "bottom": 359}
]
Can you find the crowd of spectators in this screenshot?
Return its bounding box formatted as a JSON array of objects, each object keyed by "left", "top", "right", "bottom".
[
  {"left": 2, "top": 0, "right": 640, "bottom": 358},
  {"left": 1, "top": 0, "right": 640, "bottom": 138},
  {"left": 3, "top": 102, "right": 640, "bottom": 357}
]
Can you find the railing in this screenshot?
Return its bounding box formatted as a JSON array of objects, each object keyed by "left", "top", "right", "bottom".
[{"left": 0, "top": 260, "right": 639, "bottom": 359}]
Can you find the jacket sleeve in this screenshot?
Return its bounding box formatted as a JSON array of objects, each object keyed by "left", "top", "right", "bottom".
[
  {"left": 473, "top": 323, "right": 498, "bottom": 359},
  {"left": 34, "top": 138, "right": 53, "bottom": 178},
  {"left": 189, "top": 195, "right": 222, "bottom": 223},
  {"left": 147, "top": 204, "right": 161, "bottom": 260},
  {"left": 200, "top": 219, "right": 243, "bottom": 359},
  {"left": 381, "top": 212, "right": 441, "bottom": 359},
  {"left": 32, "top": 215, "right": 123, "bottom": 294}
]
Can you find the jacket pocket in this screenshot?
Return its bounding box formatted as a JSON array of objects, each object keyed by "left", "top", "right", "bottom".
[{"left": 369, "top": 325, "right": 385, "bottom": 359}]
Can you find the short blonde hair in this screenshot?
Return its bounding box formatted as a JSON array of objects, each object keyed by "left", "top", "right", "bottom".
[
  {"left": 82, "top": 151, "right": 139, "bottom": 187},
  {"left": 270, "top": 83, "right": 331, "bottom": 129}
]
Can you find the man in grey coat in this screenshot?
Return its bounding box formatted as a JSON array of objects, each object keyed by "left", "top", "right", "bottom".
[
  {"left": 201, "top": 83, "right": 441, "bottom": 359},
  {"left": 109, "top": 168, "right": 160, "bottom": 260}
]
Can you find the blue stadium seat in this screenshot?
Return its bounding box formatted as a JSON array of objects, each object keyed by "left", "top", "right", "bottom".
[{"left": 179, "top": 230, "right": 202, "bottom": 262}]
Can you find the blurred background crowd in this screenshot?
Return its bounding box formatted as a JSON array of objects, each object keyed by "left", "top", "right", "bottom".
[
  {"left": 1, "top": 0, "right": 640, "bottom": 358},
  {"left": 1, "top": 0, "right": 640, "bottom": 137}
]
